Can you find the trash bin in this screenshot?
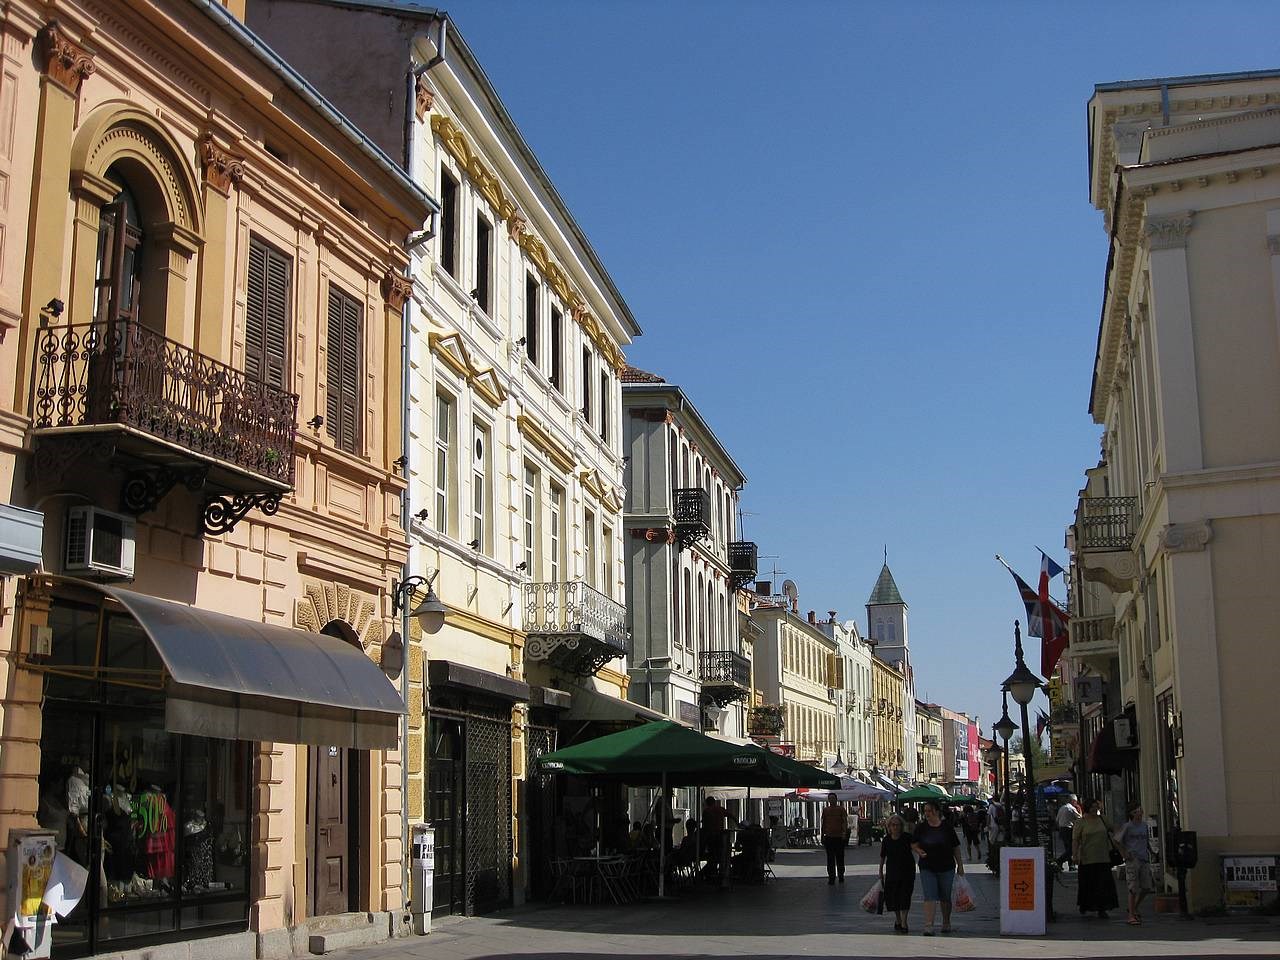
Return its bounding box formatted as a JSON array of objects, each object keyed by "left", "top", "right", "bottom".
[
  {"left": 8, "top": 830, "right": 56, "bottom": 959},
  {"left": 409, "top": 824, "right": 434, "bottom": 935}
]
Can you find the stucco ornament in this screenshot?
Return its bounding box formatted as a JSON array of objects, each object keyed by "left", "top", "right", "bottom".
[
  {"left": 296, "top": 579, "right": 385, "bottom": 661},
  {"left": 1143, "top": 212, "right": 1194, "bottom": 251},
  {"left": 199, "top": 135, "right": 245, "bottom": 195},
  {"left": 40, "top": 21, "right": 95, "bottom": 96},
  {"left": 1158, "top": 520, "right": 1213, "bottom": 554},
  {"left": 414, "top": 75, "right": 435, "bottom": 121},
  {"left": 381, "top": 268, "right": 413, "bottom": 311}
]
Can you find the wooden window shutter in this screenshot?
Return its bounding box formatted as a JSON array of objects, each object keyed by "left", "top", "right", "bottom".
[
  {"left": 245, "top": 236, "right": 291, "bottom": 389},
  {"left": 325, "top": 284, "right": 362, "bottom": 453}
]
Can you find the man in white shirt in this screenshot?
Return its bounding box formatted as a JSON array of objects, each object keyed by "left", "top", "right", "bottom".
[{"left": 1055, "top": 795, "right": 1082, "bottom": 869}]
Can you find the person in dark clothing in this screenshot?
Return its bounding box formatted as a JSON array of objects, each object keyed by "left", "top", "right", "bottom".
[
  {"left": 820, "top": 797, "right": 849, "bottom": 884},
  {"left": 879, "top": 814, "right": 916, "bottom": 934},
  {"left": 911, "top": 799, "right": 964, "bottom": 936},
  {"left": 701, "top": 796, "right": 727, "bottom": 877}
]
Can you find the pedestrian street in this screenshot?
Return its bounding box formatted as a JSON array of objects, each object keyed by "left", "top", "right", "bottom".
[{"left": 336, "top": 845, "right": 1280, "bottom": 960}]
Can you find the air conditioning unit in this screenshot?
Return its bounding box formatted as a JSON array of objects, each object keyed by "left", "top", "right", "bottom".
[
  {"left": 65, "top": 506, "right": 136, "bottom": 579},
  {"left": 827, "top": 687, "right": 838, "bottom": 703}
]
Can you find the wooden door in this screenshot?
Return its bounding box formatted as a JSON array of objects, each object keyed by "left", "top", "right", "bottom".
[{"left": 309, "top": 745, "right": 352, "bottom": 917}]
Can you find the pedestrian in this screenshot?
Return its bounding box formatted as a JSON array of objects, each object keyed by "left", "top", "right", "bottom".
[
  {"left": 901, "top": 806, "right": 919, "bottom": 837},
  {"left": 1071, "top": 797, "right": 1121, "bottom": 918},
  {"left": 961, "top": 803, "right": 983, "bottom": 860},
  {"left": 820, "top": 796, "right": 849, "bottom": 885},
  {"left": 879, "top": 814, "right": 915, "bottom": 933},
  {"left": 1056, "top": 794, "right": 1081, "bottom": 869},
  {"left": 701, "top": 796, "right": 727, "bottom": 877},
  {"left": 910, "top": 798, "right": 964, "bottom": 936},
  {"left": 1117, "top": 802, "right": 1154, "bottom": 925},
  {"left": 986, "top": 797, "right": 1004, "bottom": 845}
]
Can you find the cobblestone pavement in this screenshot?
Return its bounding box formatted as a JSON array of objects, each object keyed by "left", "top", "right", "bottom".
[{"left": 348, "top": 845, "right": 1279, "bottom": 960}]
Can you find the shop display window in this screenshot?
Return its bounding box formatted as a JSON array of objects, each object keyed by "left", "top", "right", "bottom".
[{"left": 35, "top": 596, "right": 251, "bottom": 957}]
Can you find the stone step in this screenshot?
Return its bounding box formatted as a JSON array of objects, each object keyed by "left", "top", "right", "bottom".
[{"left": 306, "top": 913, "right": 379, "bottom": 955}]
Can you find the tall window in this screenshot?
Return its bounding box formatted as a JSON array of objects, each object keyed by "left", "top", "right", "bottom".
[
  {"left": 440, "top": 167, "right": 458, "bottom": 278},
  {"left": 599, "top": 367, "right": 610, "bottom": 442},
  {"left": 682, "top": 570, "right": 692, "bottom": 649},
  {"left": 581, "top": 347, "right": 593, "bottom": 424},
  {"left": 522, "top": 465, "right": 539, "bottom": 577},
  {"left": 244, "top": 236, "right": 290, "bottom": 389},
  {"left": 549, "top": 305, "right": 563, "bottom": 390},
  {"left": 549, "top": 482, "right": 565, "bottom": 583},
  {"left": 474, "top": 213, "right": 492, "bottom": 313},
  {"left": 583, "top": 509, "right": 596, "bottom": 588},
  {"left": 434, "top": 394, "right": 452, "bottom": 535},
  {"left": 94, "top": 173, "right": 144, "bottom": 325},
  {"left": 524, "top": 273, "right": 539, "bottom": 364},
  {"left": 472, "top": 422, "right": 489, "bottom": 553},
  {"left": 325, "top": 284, "right": 362, "bottom": 454},
  {"left": 601, "top": 524, "right": 612, "bottom": 597}
]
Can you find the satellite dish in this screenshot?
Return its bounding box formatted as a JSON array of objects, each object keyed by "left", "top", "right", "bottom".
[{"left": 782, "top": 580, "right": 798, "bottom": 611}]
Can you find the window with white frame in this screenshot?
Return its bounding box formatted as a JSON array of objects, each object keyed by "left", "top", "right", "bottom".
[
  {"left": 524, "top": 273, "right": 539, "bottom": 365},
  {"left": 549, "top": 304, "right": 563, "bottom": 391},
  {"left": 473, "top": 421, "right": 490, "bottom": 553},
  {"left": 581, "top": 347, "right": 593, "bottom": 424},
  {"left": 434, "top": 394, "right": 453, "bottom": 535},
  {"left": 549, "top": 481, "right": 565, "bottom": 583},
  {"left": 523, "top": 464, "right": 539, "bottom": 577},
  {"left": 583, "top": 508, "right": 596, "bottom": 588},
  {"left": 601, "top": 524, "right": 612, "bottom": 597},
  {"left": 599, "top": 365, "right": 609, "bottom": 442},
  {"left": 474, "top": 213, "right": 492, "bottom": 314}
]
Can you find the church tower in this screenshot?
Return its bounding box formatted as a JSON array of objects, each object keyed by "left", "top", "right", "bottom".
[{"left": 868, "top": 559, "right": 918, "bottom": 782}]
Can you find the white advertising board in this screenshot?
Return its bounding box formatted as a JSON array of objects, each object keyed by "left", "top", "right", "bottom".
[{"left": 999, "top": 845, "right": 1046, "bottom": 936}]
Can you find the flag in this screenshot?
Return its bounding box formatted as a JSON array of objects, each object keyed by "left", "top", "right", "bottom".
[
  {"left": 1038, "top": 550, "right": 1070, "bottom": 679},
  {"left": 996, "top": 555, "right": 1070, "bottom": 678},
  {"left": 1035, "top": 709, "right": 1050, "bottom": 740}
]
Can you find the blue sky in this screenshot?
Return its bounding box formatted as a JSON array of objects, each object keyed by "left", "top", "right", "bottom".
[{"left": 445, "top": 1, "right": 1280, "bottom": 747}]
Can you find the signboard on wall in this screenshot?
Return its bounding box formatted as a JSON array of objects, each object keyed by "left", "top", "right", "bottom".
[
  {"left": 966, "top": 721, "right": 981, "bottom": 781},
  {"left": 953, "top": 721, "right": 969, "bottom": 780}
]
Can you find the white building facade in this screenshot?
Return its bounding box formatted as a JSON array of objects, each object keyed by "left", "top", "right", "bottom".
[{"left": 816, "top": 612, "right": 875, "bottom": 777}]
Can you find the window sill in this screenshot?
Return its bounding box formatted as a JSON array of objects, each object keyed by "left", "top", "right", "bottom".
[{"left": 409, "top": 518, "right": 521, "bottom": 586}]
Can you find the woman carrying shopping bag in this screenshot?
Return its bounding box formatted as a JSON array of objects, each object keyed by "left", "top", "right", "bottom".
[
  {"left": 910, "top": 799, "right": 964, "bottom": 936},
  {"left": 879, "top": 814, "right": 915, "bottom": 934},
  {"left": 1071, "top": 797, "right": 1122, "bottom": 918}
]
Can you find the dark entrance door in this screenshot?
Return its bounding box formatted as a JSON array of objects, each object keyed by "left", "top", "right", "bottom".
[
  {"left": 308, "top": 746, "right": 355, "bottom": 917},
  {"left": 427, "top": 718, "right": 463, "bottom": 917}
]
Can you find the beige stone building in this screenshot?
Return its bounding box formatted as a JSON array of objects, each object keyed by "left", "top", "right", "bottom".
[
  {"left": 751, "top": 596, "right": 840, "bottom": 765},
  {"left": 1070, "top": 68, "right": 1280, "bottom": 910},
  {"left": 871, "top": 655, "right": 906, "bottom": 783},
  {"left": 915, "top": 701, "right": 944, "bottom": 784},
  {"left": 243, "top": 1, "right": 640, "bottom": 916},
  {"left": 0, "top": 1, "right": 434, "bottom": 958}
]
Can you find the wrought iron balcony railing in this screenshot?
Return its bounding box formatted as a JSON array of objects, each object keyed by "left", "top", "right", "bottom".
[
  {"left": 727, "top": 540, "right": 758, "bottom": 589},
  {"left": 32, "top": 320, "right": 298, "bottom": 488},
  {"left": 522, "top": 580, "right": 629, "bottom": 675},
  {"left": 699, "top": 649, "right": 750, "bottom": 688},
  {"left": 1075, "top": 496, "right": 1138, "bottom": 551},
  {"left": 672, "top": 487, "right": 711, "bottom": 549}
]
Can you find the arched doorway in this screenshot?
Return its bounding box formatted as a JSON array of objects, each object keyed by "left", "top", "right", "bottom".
[{"left": 306, "top": 621, "right": 364, "bottom": 917}]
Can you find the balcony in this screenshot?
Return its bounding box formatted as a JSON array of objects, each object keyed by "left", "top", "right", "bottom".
[
  {"left": 1065, "top": 613, "right": 1118, "bottom": 666},
  {"left": 727, "top": 540, "right": 758, "bottom": 589},
  {"left": 30, "top": 320, "right": 298, "bottom": 533},
  {"left": 1073, "top": 496, "right": 1140, "bottom": 593},
  {"left": 672, "top": 487, "right": 711, "bottom": 549},
  {"left": 698, "top": 649, "right": 751, "bottom": 705},
  {"left": 522, "top": 580, "right": 629, "bottom": 676}
]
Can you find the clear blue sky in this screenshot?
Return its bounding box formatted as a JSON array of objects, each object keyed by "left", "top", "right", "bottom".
[{"left": 445, "top": 0, "right": 1280, "bottom": 749}]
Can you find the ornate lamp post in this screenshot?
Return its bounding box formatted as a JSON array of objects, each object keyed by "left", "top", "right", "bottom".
[
  {"left": 993, "top": 692, "right": 1017, "bottom": 839},
  {"left": 1003, "top": 620, "right": 1044, "bottom": 847}
]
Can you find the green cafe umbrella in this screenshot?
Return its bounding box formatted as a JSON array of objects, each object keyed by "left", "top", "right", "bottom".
[
  {"left": 537, "top": 720, "right": 838, "bottom": 788},
  {"left": 895, "top": 783, "right": 953, "bottom": 803},
  {"left": 537, "top": 720, "right": 837, "bottom": 898}
]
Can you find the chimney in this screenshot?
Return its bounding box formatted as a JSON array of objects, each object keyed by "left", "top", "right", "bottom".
[
  {"left": 807, "top": 610, "right": 816, "bottom": 625},
  {"left": 828, "top": 610, "right": 838, "bottom": 623}
]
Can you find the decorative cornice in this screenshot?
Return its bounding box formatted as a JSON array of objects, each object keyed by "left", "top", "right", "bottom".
[
  {"left": 1158, "top": 520, "right": 1212, "bottom": 554},
  {"left": 428, "top": 332, "right": 507, "bottom": 407},
  {"left": 381, "top": 268, "right": 413, "bottom": 311},
  {"left": 429, "top": 112, "right": 626, "bottom": 374},
  {"left": 516, "top": 413, "right": 574, "bottom": 473},
  {"left": 40, "top": 20, "right": 94, "bottom": 96},
  {"left": 199, "top": 135, "right": 244, "bottom": 195},
  {"left": 430, "top": 113, "right": 518, "bottom": 221},
  {"left": 1143, "top": 211, "right": 1194, "bottom": 251},
  {"left": 414, "top": 75, "right": 435, "bottom": 122}
]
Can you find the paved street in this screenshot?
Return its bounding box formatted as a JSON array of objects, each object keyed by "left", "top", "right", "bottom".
[{"left": 344, "top": 846, "right": 1279, "bottom": 960}]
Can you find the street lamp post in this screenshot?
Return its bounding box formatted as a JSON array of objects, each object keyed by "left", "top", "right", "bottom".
[
  {"left": 1003, "top": 621, "right": 1043, "bottom": 848},
  {"left": 993, "top": 693, "right": 1016, "bottom": 842}
]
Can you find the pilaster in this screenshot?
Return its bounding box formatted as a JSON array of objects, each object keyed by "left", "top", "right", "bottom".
[
  {"left": 380, "top": 269, "right": 411, "bottom": 476},
  {"left": 196, "top": 135, "right": 244, "bottom": 360}
]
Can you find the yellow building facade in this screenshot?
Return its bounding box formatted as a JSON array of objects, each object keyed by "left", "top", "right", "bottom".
[{"left": 871, "top": 655, "right": 906, "bottom": 781}]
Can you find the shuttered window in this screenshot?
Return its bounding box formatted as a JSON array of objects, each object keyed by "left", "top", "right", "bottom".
[
  {"left": 245, "top": 236, "right": 291, "bottom": 389},
  {"left": 325, "top": 284, "right": 362, "bottom": 454}
]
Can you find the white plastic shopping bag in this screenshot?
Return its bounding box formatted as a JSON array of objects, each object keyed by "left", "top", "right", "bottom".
[
  {"left": 952, "top": 874, "right": 976, "bottom": 912},
  {"left": 860, "top": 879, "right": 883, "bottom": 913}
]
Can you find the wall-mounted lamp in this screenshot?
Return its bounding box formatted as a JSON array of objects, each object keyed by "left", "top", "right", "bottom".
[
  {"left": 392, "top": 455, "right": 408, "bottom": 472},
  {"left": 469, "top": 288, "right": 481, "bottom": 300},
  {"left": 515, "top": 337, "right": 527, "bottom": 347},
  {"left": 414, "top": 509, "right": 430, "bottom": 522},
  {"left": 306, "top": 415, "right": 324, "bottom": 430},
  {"left": 515, "top": 561, "right": 528, "bottom": 572},
  {"left": 467, "top": 539, "right": 480, "bottom": 551},
  {"left": 391, "top": 570, "right": 446, "bottom": 634},
  {"left": 43, "top": 298, "right": 64, "bottom": 318}
]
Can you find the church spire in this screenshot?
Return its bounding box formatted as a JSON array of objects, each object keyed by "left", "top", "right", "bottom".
[{"left": 867, "top": 562, "right": 905, "bottom": 607}]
